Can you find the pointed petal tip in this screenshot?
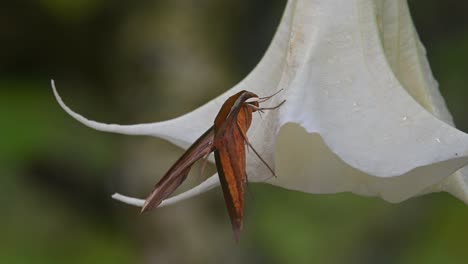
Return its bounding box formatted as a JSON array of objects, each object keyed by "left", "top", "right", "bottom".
[
  {"left": 111, "top": 175, "right": 221, "bottom": 208},
  {"left": 50, "top": 79, "right": 106, "bottom": 131},
  {"left": 51, "top": 79, "right": 62, "bottom": 104},
  {"left": 111, "top": 193, "right": 144, "bottom": 207},
  {"left": 51, "top": 80, "right": 168, "bottom": 136}
]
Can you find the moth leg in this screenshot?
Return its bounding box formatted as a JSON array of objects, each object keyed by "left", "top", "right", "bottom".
[
  {"left": 256, "top": 110, "right": 264, "bottom": 120},
  {"left": 249, "top": 100, "right": 286, "bottom": 112},
  {"left": 244, "top": 170, "right": 256, "bottom": 202},
  {"left": 243, "top": 106, "right": 251, "bottom": 153},
  {"left": 236, "top": 120, "right": 276, "bottom": 178}
]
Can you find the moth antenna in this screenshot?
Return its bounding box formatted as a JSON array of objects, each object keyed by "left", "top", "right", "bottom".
[
  {"left": 258, "top": 88, "right": 284, "bottom": 102},
  {"left": 236, "top": 121, "right": 276, "bottom": 178}
]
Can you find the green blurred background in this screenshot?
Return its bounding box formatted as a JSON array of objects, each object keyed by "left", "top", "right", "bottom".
[{"left": 1, "top": 1, "right": 467, "bottom": 263}]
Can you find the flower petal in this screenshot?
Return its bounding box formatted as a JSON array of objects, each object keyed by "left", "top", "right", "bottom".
[
  {"left": 112, "top": 175, "right": 220, "bottom": 207},
  {"left": 53, "top": 0, "right": 468, "bottom": 205},
  {"left": 273, "top": 124, "right": 468, "bottom": 203},
  {"left": 269, "top": 0, "right": 468, "bottom": 202}
]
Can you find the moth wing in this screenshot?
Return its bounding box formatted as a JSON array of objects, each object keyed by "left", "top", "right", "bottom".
[
  {"left": 214, "top": 117, "right": 248, "bottom": 242},
  {"left": 141, "top": 127, "right": 214, "bottom": 212}
]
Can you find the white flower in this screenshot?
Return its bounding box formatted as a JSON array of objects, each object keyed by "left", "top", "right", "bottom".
[{"left": 53, "top": 0, "right": 468, "bottom": 206}]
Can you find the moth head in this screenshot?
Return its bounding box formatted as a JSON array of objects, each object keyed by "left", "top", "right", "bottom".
[{"left": 244, "top": 96, "right": 260, "bottom": 112}]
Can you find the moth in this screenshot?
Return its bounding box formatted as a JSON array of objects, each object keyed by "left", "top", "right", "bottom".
[{"left": 141, "top": 90, "right": 284, "bottom": 241}]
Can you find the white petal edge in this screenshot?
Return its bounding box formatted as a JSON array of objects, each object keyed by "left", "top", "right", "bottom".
[{"left": 112, "top": 174, "right": 220, "bottom": 207}]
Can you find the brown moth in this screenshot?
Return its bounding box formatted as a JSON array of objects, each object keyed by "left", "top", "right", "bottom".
[{"left": 141, "top": 90, "right": 284, "bottom": 241}]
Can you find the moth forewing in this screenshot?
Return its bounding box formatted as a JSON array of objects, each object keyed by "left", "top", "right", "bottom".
[{"left": 141, "top": 127, "right": 215, "bottom": 212}]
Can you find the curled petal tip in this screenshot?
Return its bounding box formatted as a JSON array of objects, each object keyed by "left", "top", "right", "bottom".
[
  {"left": 112, "top": 193, "right": 144, "bottom": 207},
  {"left": 51, "top": 80, "right": 170, "bottom": 136},
  {"left": 112, "top": 175, "right": 221, "bottom": 208}
]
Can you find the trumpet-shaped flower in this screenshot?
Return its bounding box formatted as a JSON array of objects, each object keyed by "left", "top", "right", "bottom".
[{"left": 53, "top": 0, "right": 468, "bottom": 206}]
